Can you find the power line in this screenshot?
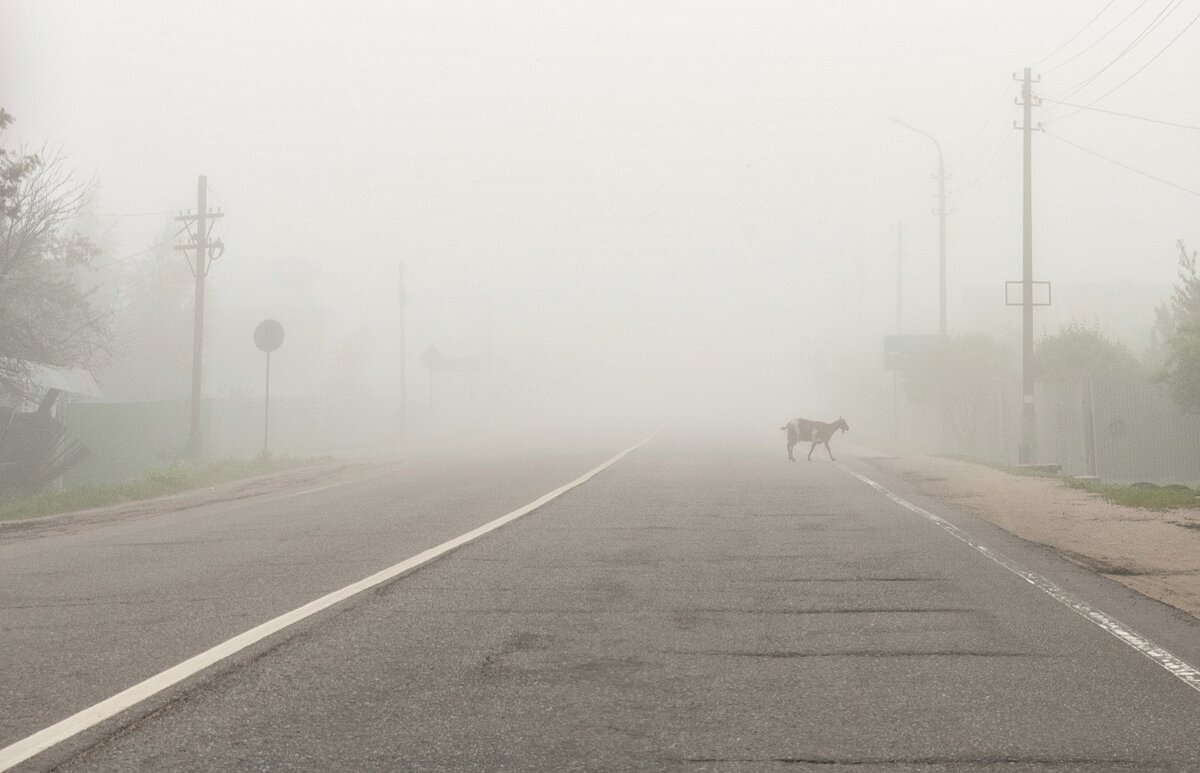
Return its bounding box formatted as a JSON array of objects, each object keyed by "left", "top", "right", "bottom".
[
  {"left": 1055, "top": 0, "right": 1185, "bottom": 103},
  {"left": 205, "top": 190, "right": 295, "bottom": 266},
  {"left": 1070, "top": 7, "right": 1200, "bottom": 107},
  {"left": 207, "top": 183, "right": 370, "bottom": 266},
  {"left": 94, "top": 225, "right": 189, "bottom": 269},
  {"left": 1042, "top": 97, "right": 1200, "bottom": 131},
  {"left": 949, "top": 81, "right": 1017, "bottom": 169},
  {"left": 1042, "top": 0, "right": 1157, "bottom": 77},
  {"left": 955, "top": 129, "right": 1019, "bottom": 198},
  {"left": 1032, "top": 0, "right": 1120, "bottom": 69},
  {"left": 204, "top": 185, "right": 286, "bottom": 234},
  {"left": 1044, "top": 129, "right": 1200, "bottom": 196},
  {"left": 954, "top": 143, "right": 1023, "bottom": 212},
  {"left": 86, "top": 209, "right": 176, "bottom": 218}
]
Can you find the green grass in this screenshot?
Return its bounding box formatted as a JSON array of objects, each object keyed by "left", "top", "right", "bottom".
[
  {"left": 1062, "top": 478, "right": 1200, "bottom": 510},
  {"left": 0, "top": 455, "right": 332, "bottom": 523},
  {"left": 945, "top": 453, "right": 1200, "bottom": 510}
]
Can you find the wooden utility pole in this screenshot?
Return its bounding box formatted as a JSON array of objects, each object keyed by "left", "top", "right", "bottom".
[{"left": 176, "top": 175, "right": 223, "bottom": 458}]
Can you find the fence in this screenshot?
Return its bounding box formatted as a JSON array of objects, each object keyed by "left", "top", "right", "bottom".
[
  {"left": 1031, "top": 378, "right": 1200, "bottom": 483},
  {"left": 1086, "top": 378, "right": 1200, "bottom": 484},
  {"left": 61, "top": 396, "right": 402, "bottom": 488},
  {"left": 58, "top": 376, "right": 1200, "bottom": 488},
  {"left": 878, "top": 376, "right": 1200, "bottom": 485}
]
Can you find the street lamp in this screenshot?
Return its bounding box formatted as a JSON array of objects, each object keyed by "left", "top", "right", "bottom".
[{"left": 891, "top": 117, "right": 947, "bottom": 337}]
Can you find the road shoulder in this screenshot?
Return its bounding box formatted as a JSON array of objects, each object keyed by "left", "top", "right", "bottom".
[{"left": 856, "top": 451, "right": 1200, "bottom": 621}]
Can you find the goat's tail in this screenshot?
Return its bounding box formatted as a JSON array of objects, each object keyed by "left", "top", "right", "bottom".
[{"left": 779, "top": 424, "right": 789, "bottom": 431}]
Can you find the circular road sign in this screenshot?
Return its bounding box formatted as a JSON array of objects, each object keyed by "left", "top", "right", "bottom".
[{"left": 254, "top": 319, "right": 285, "bottom": 353}]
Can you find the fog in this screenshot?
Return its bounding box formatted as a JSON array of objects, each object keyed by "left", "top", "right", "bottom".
[{"left": 2, "top": 1, "right": 1197, "bottom": 456}]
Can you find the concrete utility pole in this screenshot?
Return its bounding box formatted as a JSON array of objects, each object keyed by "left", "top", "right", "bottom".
[
  {"left": 937, "top": 149, "right": 946, "bottom": 336},
  {"left": 176, "top": 175, "right": 224, "bottom": 458},
  {"left": 1016, "top": 67, "right": 1040, "bottom": 463},
  {"left": 398, "top": 261, "right": 407, "bottom": 438},
  {"left": 894, "top": 222, "right": 904, "bottom": 448},
  {"left": 891, "top": 118, "right": 947, "bottom": 336},
  {"left": 896, "top": 222, "right": 904, "bottom": 334}
]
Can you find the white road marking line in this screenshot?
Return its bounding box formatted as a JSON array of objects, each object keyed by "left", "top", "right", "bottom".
[
  {"left": 841, "top": 464, "right": 1200, "bottom": 695},
  {"left": 0, "top": 433, "right": 657, "bottom": 772},
  {"left": 268, "top": 480, "right": 354, "bottom": 501}
]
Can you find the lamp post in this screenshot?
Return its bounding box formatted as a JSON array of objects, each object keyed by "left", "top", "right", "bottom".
[{"left": 891, "top": 118, "right": 947, "bottom": 337}]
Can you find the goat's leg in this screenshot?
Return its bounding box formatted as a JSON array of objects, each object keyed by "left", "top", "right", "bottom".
[
  {"left": 807, "top": 442, "right": 816, "bottom": 461},
  {"left": 826, "top": 441, "right": 836, "bottom": 461},
  {"left": 787, "top": 440, "right": 796, "bottom": 462}
]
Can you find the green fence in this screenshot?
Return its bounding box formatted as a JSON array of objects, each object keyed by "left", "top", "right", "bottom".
[{"left": 62, "top": 399, "right": 208, "bottom": 488}]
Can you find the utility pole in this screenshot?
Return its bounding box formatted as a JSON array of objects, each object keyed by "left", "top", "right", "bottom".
[
  {"left": 398, "top": 261, "right": 407, "bottom": 438},
  {"left": 1016, "top": 67, "right": 1040, "bottom": 463},
  {"left": 894, "top": 222, "right": 904, "bottom": 448},
  {"left": 896, "top": 222, "right": 904, "bottom": 334},
  {"left": 936, "top": 149, "right": 946, "bottom": 336},
  {"left": 891, "top": 118, "right": 948, "bottom": 336},
  {"left": 176, "top": 175, "right": 224, "bottom": 458}
]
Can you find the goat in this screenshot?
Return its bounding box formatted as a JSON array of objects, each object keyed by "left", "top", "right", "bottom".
[{"left": 780, "top": 417, "right": 849, "bottom": 461}]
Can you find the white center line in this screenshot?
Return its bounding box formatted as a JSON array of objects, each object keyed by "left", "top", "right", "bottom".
[
  {"left": 0, "top": 433, "right": 657, "bottom": 772},
  {"left": 841, "top": 463, "right": 1200, "bottom": 695}
]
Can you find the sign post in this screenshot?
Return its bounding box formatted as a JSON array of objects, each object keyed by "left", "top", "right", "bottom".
[
  {"left": 254, "top": 319, "right": 285, "bottom": 456},
  {"left": 883, "top": 334, "right": 941, "bottom": 372},
  {"left": 421, "top": 345, "right": 481, "bottom": 415},
  {"left": 884, "top": 334, "right": 942, "bottom": 451}
]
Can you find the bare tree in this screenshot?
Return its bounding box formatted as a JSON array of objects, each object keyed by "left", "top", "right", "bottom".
[{"left": 0, "top": 109, "right": 110, "bottom": 402}]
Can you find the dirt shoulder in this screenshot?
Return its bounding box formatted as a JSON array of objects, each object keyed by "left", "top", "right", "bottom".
[{"left": 856, "top": 451, "right": 1200, "bottom": 621}]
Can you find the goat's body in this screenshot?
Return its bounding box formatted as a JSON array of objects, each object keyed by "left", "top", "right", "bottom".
[{"left": 781, "top": 417, "right": 849, "bottom": 461}]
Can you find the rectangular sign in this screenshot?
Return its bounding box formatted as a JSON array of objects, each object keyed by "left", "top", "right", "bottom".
[
  {"left": 883, "top": 334, "right": 941, "bottom": 371},
  {"left": 1005, "top": 281, "right": 1052, "bottom": 306}
]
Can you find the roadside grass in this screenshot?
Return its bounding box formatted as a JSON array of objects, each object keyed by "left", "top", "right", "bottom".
[
  {"left": 944, "top": 454, "right": 1200, "bottom": 511},
  {"left": 0, "top": 455, "right": 332, "bottom": 523},
  {"left": 1062, "top": 478, "right": 1200, "bottom": 511}
]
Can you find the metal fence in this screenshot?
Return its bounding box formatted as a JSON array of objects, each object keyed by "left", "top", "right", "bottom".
[
  {"left": 1030, "top": 378, "right": 1200, "bottom": 483},
  {"left": 1085, "top": 378, "right": 1200, "bottom": 484},
  {"left": 870, "top": 375, "right": 1200, "bottom": 484}
]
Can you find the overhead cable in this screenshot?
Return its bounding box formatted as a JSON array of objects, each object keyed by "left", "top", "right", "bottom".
[
  {"left": 1055, "top": 0, "right": 1186, "bottom": 103},
  {"left": 1042, "top": 0, "right": 1157, "bottom": 77},
  {"left": 1070, "top": 7, "right": 1200, "bottom": 107},
  {"left": 1032, "top": 0, "right": 1120, "bottom": 69},
  {"left": 1044, "top": 129, "right": 1200, "bottom": 197},
  {"left": 1042, "top": 97, "right": 1200, "bottom": 131}
]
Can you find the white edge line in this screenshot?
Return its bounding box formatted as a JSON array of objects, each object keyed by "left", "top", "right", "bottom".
[
  {"left": 839, "top": 462, "right": 1200, "bottom": 694},
  {"left": 0, "top": 432, "right": 657, "bottom": 771}
]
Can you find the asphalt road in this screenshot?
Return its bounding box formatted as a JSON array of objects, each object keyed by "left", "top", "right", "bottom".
[{"left": 4, "top": 431, "right": 1200, "bottom": 771}]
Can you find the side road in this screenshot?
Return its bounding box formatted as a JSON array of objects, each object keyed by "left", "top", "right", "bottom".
[{"left": 858, "top": 450, "right": 1200, "bottom": 621}]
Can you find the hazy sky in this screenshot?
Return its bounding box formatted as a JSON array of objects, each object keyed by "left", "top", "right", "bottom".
[{"left": 2, "top": 1, "right": 1198, "bottom": 421}]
